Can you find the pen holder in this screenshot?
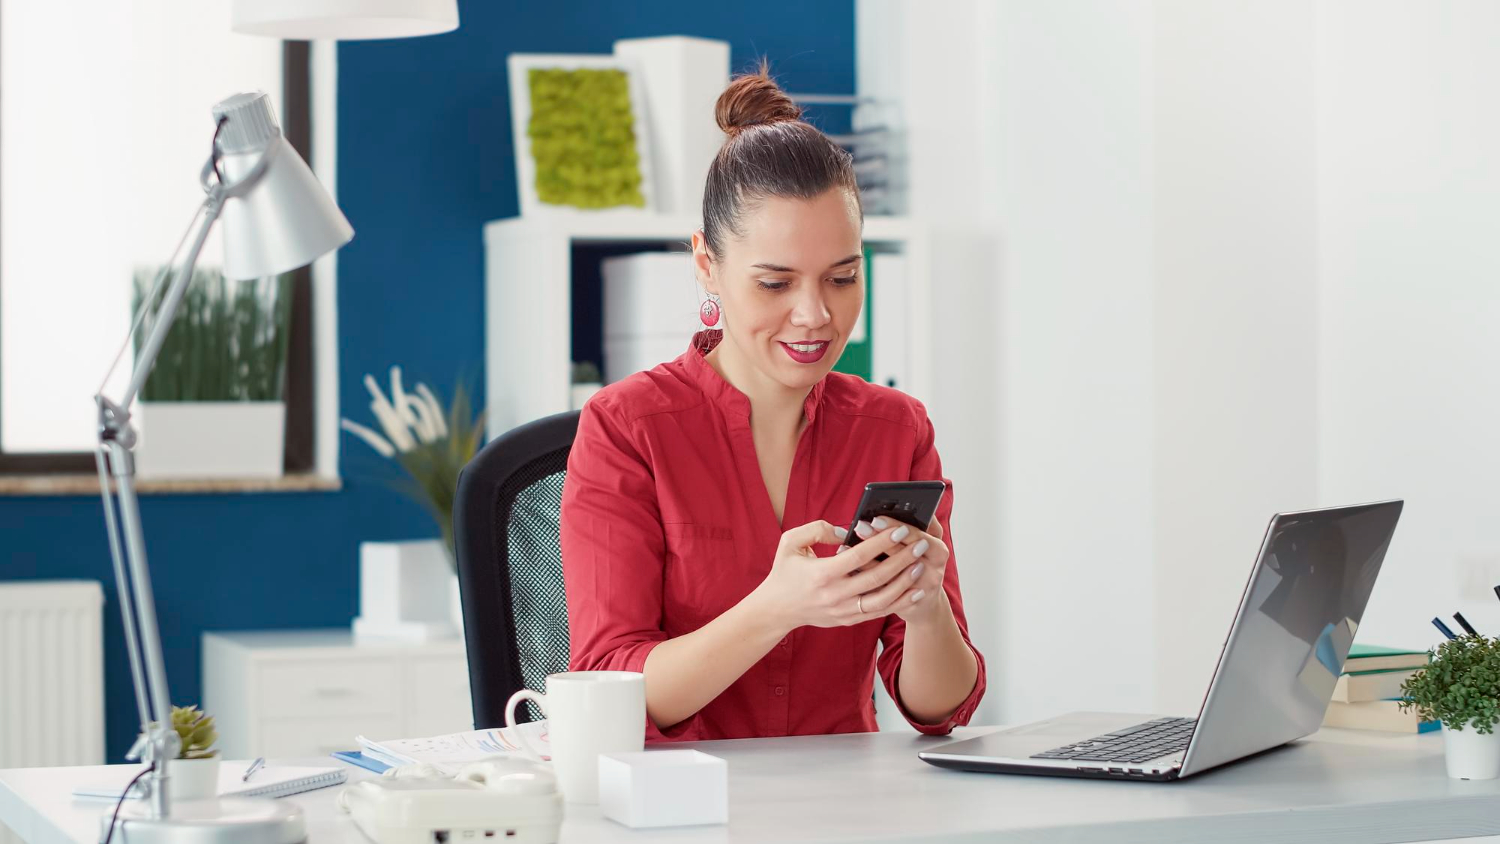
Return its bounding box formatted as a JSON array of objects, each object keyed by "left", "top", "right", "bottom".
[{"left": 597, "top": 749, "right": 727, "bottom": 828}]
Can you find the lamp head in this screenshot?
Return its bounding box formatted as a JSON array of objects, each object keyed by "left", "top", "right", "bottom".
[{"left": 209, "top": 92, "right": 352, "bottom": 280}]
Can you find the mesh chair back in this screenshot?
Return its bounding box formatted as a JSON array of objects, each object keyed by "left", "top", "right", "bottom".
[{"left": 454, "top": 410, "right": 580, "bottom": 728}]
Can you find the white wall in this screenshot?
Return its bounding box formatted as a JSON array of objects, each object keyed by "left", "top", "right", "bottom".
[
  {"left": 1150, "top": 0, "right": 1320, "bottom": 714},
  {"left": 862, "top": 0, "right": 1495, "bottom": 725},
  {"left": 1316, "top": 1, "right": 1500, "bottom": 647}
]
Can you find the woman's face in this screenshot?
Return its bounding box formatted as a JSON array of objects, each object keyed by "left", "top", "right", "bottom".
[{"left": 693, "top": 187, "right": 864, "bottom": 394}]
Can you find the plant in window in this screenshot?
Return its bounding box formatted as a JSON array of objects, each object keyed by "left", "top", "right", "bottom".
[{"left": 131, "top": 267, "right": 293, "bottom": 402}]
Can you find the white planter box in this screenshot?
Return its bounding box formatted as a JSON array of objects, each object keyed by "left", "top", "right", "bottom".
[{"left": 135, "top": 402, "right": 285, "bottom": 479}]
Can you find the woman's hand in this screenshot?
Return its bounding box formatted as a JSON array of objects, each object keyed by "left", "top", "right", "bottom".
[
  {"left": 854, "top": 515, "right": 950, "bottom": 627},
  {"left": 750, "top": 519, "right": 933, "bottom": 635}
]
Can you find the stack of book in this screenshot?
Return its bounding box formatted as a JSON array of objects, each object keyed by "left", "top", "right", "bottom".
[{"left": 1323, "top": 644, "right": 1438, "bottom": 733}]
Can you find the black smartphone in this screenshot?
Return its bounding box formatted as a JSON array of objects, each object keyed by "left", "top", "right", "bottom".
[{"left": 843, "top": 481, "right": 947, "bottom": 560}]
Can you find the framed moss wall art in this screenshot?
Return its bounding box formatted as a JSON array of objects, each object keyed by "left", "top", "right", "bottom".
[{"left": 507, "top": 53, "right": 656, "bottom": 215}]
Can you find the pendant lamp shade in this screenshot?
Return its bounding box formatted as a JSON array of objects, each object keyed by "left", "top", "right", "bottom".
[{"left": 231, "top": 0, "right": 459, "bottom": 40}]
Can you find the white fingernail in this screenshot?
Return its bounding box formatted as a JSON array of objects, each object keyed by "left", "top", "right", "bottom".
[
  {"left": 911, "top": 590, "right": 926, "bottom": 603},
  {"left": 855, "top": 520, "right": 874, "bottom": 539},
  {"left": 911, "top": 563, "right": 924, "bottom": 580},
  {"left": 833, "top": 526, "right": 848, "bottom": 540},
  {"left": 872, "top": 516, "right": 890, "bottom": 530},
  {"left": 892, "top": 525, "right": 910, "bottom": 542},
  {"left": 912, "top": 539, "right": 929, "bottom": 558}
]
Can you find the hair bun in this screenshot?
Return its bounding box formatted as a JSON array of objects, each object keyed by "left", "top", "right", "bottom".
[{"left": 715, "top": 61, "right": 803, "bottom": 137}]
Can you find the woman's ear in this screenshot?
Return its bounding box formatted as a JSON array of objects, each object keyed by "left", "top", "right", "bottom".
[{"left": 691, "top": 230, "right": 718, "bottom": 295}]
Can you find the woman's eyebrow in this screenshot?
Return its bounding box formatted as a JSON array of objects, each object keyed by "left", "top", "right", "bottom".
[{"left": 750, "top": 254, "right": 864, "bottom": 273}]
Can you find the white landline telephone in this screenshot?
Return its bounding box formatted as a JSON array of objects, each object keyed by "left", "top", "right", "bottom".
[{"left": 338, "top": 760, "right": 563, "bottom": 844}]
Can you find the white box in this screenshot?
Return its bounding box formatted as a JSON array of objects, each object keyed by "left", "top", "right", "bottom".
[
  {"left": 613, "top": 36, "right": 730, "bottom": 215},
  {"left": 598, "top": 749, "right": 727, "bottom": 828},
  {"left": 601, "top": 252, "right": 702, "bottom": 339},
  {"left": 352, "top": 540, "right": 457, "bottom": 642},
  {"left": 604, "top": 336, "right": 690, "bottom": 385}
]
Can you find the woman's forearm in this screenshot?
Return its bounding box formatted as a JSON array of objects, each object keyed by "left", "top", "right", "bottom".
[
  {"left": 896, "top": 592, "right": 979, "bottom": 724},
  {"left": 642, "top": 589, "right": 787, "bottom": 731}
]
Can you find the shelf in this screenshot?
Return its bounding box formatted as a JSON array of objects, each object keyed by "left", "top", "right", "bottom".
[
  {"left": 484, "top": 211, "right": 931, "bottom": 438},
  {"left": 484, "top": 211, "right": 916, "bottom": 245}
]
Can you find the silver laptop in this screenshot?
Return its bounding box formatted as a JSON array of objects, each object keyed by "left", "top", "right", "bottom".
[{"left": 920, "top": 500, "right": 1404, "bottom": 782}]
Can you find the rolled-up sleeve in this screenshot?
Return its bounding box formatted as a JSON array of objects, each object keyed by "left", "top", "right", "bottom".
[
  {"left": 560, "top": 396, "right": 701, "bottom": 741},
  {"left": 875, "top": 408, "right": 988, "bottom": 735}
]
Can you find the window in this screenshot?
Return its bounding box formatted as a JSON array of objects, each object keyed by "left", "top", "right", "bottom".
[{"left": 0, "top": 0, "right": 314, "bottom": 474}]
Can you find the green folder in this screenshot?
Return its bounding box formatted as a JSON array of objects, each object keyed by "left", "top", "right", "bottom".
[{"left": 831, "top": 246, "right": 874, "bottom": 381}]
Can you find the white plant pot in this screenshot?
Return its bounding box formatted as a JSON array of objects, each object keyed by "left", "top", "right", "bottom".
[
  {"left": 167, "top": 756, "right": 220, "bottom": 801},
  {"left": 353, "top": 540, "right": 459, "bottom": 642},
  {"left": 1443, "top": 723, "right": 1500, "bottom": 780},
  {"left": 135, "top": 401, "right": 285, "bottom": 479}
]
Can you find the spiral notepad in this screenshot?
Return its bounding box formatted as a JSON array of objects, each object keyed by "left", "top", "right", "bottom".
[{"left": 73, "top": 763, "right": 347, "bottom": 801}]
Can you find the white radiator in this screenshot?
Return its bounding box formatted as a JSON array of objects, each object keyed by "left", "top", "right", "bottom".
[{"left": 0, "top": 580, "right": 105, "bottom": 844}]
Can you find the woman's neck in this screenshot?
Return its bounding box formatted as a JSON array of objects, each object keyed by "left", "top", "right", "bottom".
[{"left": 706, "top": 338, "right": 811, "bottom": 438}]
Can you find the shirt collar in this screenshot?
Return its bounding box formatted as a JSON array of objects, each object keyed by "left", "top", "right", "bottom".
[{"left": 685, "top": 329, "right": 827, "bottom": 424}]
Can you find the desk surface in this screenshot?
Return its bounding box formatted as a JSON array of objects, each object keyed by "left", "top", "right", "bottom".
[{"left": 4, "top": 727, "right": 1500, "bottom": 844}]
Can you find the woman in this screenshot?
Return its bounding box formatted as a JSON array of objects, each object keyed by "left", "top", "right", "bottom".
[{"left": 560, "top": 65, "right": 986, "bottom": 742}]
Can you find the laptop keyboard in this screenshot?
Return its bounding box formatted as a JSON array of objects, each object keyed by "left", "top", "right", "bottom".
[{"left": 1030, "top": 716, "right": 1196, "bottom": 764}]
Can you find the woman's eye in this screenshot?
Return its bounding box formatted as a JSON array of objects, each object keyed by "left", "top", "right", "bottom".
[
  {"left": 757, "top": 280, "right": 790, "bottom": 292},
  {"left": 831, "top": 275, "right": 858, "bottom": 286}
]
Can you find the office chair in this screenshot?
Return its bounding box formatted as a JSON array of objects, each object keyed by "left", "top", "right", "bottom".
[{"left": 454, "top": 409, "right": 580, "bottom": 728}]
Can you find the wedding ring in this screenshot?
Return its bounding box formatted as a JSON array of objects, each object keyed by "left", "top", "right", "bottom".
[{"left": 857, "top": 594, "right": 865, "bottom": 614}]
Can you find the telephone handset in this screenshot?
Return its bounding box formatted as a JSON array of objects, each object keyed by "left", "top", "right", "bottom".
[{"left": 339, "top": 760, "right": 563, "bottom": 844}]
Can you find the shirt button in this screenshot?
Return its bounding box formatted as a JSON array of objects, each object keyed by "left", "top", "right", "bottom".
[
  {"left": 774, "top": 686, "right": 785, "bottom": 696},
  {"left": 779, "top": 638, "right": 789, "bottom": 648}
]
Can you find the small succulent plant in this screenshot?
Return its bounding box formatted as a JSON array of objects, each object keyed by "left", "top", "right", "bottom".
[{"left": 171, "top": 705, "right": 219, "bottom": 759}]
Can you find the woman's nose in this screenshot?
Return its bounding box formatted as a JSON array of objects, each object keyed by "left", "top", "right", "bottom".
[{"left": 790, "top": 289, "right": 831, "bottom": 328}]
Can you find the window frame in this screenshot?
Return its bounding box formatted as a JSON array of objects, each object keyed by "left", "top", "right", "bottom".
[{"left": 0, "top": 42, "right": 315, "bottom": 476}]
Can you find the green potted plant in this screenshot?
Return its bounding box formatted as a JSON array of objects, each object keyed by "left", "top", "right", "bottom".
[
  {"left": 131, "top": 266, "right": 294, "bottom": 479},
  {"left": 1400, "top": 636, "right": 1500, "bottom": 779},
  {"left": 342, "top": 366, "right": 485, "bottom": 638},
  {"left": 165, "top": 705, "right": 220, "bottom": 800}
]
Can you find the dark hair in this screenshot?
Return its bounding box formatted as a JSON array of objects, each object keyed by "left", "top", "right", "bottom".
[{"left": 701, "top": 61, "right": 861, "bottom": 258}]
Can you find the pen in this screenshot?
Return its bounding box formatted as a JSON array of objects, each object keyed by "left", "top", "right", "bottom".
[
  {"left": 1432, "top": 618, "right": 1458, "bottom": 641},
  {"left": 1454, "top": 612, "right": 1480, "bottom": 637},
  {"left": 242, "top": 757, "right": 265, "bottom": 782}
]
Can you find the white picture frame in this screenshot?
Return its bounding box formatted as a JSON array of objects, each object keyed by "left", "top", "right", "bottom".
[{"left": 507, "top": 53, "right": 656, "bottom": 217}]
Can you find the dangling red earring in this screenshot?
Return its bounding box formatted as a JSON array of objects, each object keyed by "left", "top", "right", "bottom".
[{"left": 699, "top": 295, "right": 721, "bottom": 328}]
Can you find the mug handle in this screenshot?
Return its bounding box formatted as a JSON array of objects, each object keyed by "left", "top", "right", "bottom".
[{"left": 503, "top": 689, "right": 548, "bottom": 761}]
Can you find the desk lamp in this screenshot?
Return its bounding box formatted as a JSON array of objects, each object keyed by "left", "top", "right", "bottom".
[{"left": 94, "top": 90, "right": 352, "bottom": 844}]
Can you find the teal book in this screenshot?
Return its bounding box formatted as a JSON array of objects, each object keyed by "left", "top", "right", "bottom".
[{"left": 1345, "top": 643, "right": 1430, "bottom": 673}]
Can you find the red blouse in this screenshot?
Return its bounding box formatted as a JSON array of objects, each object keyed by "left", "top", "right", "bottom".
[{"left": 560, "top": 330, "right": 987, "bottom": 742}]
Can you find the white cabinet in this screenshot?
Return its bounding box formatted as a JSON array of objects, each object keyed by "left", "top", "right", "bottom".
[
  {"left": 202, "top": 630, "right": 472, "bottom": 759},
  {"left": 483, "top": 211, "right": 931, "bottom": 438}
]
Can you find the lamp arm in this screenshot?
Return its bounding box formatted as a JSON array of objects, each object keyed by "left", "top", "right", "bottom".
[{"left": 93, "top": 180, "right": 225, "bottom": 824}]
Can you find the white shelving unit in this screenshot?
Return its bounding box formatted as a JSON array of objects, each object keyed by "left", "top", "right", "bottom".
[{"left": 483, "top": 211, "right": 931, "bottom": 438}]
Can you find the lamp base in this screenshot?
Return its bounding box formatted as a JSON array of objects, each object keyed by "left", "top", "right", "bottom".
[{"left": 102, "top": 797, "right": 306, "bottom": 844}]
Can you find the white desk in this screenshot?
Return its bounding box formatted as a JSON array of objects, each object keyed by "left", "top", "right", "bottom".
[{"left": 4, "top": 727, "right": 1500, "bottom": 844}]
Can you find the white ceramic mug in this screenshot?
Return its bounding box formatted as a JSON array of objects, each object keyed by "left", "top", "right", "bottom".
[{"left": 505, "top": 671, "right": 646, "bottom": 803}]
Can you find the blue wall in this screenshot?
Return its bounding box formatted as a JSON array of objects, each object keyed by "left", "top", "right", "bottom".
[{"left": 0, "top": 0, "right": 853, "bottom": 762}]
